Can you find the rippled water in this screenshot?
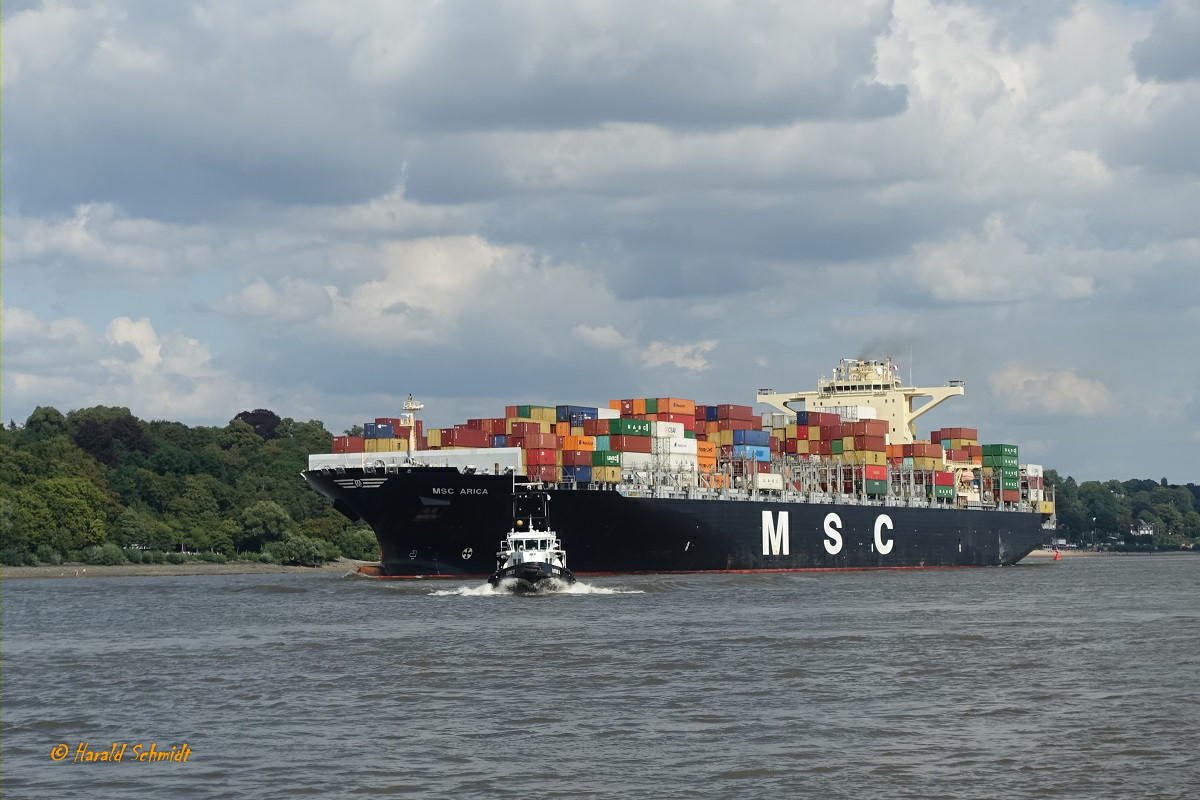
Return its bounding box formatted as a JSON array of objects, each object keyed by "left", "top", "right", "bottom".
[{"left": 3, "top": 555, "right": 1198, "bottom": 799}]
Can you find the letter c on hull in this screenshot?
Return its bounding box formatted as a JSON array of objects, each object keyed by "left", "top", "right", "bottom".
[
  {"left": 823, "top": 512, "right": 843, "bottom": 555},
  {"left": 874, "top": 514, "right": 894, "bottom": 555}
]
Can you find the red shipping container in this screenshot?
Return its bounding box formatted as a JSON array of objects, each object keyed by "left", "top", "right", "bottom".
[
  {"left": 794, "top": 425, "right": 809, "bottom": 439},
  {"left": 809, "top": 440, "right": 832, "bottom": 456},
  {"left": 581, "top": 418, "right": 606, "bottom": 436},
  {"left": 1001, "top": 489, "right": 1021, "bottom": 503},
  {"left": 504, "top": 406, "right": 518, "bottom": 419},
  {"left": 609, "top": 435, "right": 652, "bottom": 453},
  {"left": 716, "top": 418, "right": 754, "bottom": 431},
  {"left": 770, "top": 436, "right": 782, "bottom": 452},
  {"left": 445, "top": 428, "right": 489, "bottom": 448},
  {"left": 717, "top": 404, "right": 753, "bottom": 420},
  {"left": 518, "top": 432, "right": 558, "bottom": 449},
  {"left": 466, "top": 418, "right": 483, "bottom": 430},
  {"left": 933, "top": 471, "right": 954, "bottom": 486},
  {"left": 620, "top": 399, "right": 637, "bottom": 415},
  {"left": 414, "top": 421, "right": 424, "bottom": 438},
  {"left": 819, "top": 425, "right": 840, "bottom": 440},
  {"left": 784, "top": 438, "right": 798, "bottom": 454},
  {"left": 510, "top": 422, "right": 543, "bottom": 437},
  {"left": 524, "top": 448, "right": 558, "bottom": 465},
  {"left": 562, "top": 450, "right": 592, "bottom": 466},
  {"left": 333, "top": 436, "right": 365, "bottom": 454},
  {"left": 863, "top": 465, "right": 887, "bottom": 481},
  {"left": 854, "top": 435, "right": 887, "bottom": 452},
  {"left": 846, "top": 420, "right": 888, "bottom": 437},
  {"left": 375, "top": 417, "right": 403, "bottom": 427},
  {"left": 526, "top": 464, "right": 559, "bottom": 482},
  {"left": 657, "top": 412, "right": 694, "bottom": 430},
  {"left": 806, "top": 412, "right": 841, "bottom": 427}
]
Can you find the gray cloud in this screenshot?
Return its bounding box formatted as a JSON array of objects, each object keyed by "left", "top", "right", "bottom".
[{"left": 1132, "top": 0, "right": 1200, "bottom": 82}]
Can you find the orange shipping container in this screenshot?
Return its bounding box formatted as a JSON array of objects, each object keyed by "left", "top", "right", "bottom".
[
  {"left": 555, "top": 421, "right": 570, "bottom": 437},
  {"left": 562, "top": 436, "right": 596, "bottom": 451},
  {"left": 632, "top": 398, "right": 647, "bottom": 415},
  {"left": 696, "top": 441, "right": 717, "bottom": 458},
  {"left": 661, "top": 397, "right": 696, "bottom": 416}
]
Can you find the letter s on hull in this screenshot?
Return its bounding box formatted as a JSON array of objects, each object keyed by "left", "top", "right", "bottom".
[
  {"left": 823, "top": 512, "right": 843, "bottom": 555},
  {"left": 874, "top": 514, "right": 894, "bottom": 555}
]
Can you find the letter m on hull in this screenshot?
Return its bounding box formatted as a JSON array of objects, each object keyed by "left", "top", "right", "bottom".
[{"left": 762, "top": 510, "right": 790, "bottom": 556}]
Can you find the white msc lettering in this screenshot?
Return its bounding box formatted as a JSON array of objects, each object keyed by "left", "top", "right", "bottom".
[
  {"left": 762, "top": 510, "right": 790, "bottom": 556},
  {"left": 823, "top": 512, "right": 843, "bottom": 555},
  {"left": 874, "top": 514, "right": 894, "bottom": 555}
]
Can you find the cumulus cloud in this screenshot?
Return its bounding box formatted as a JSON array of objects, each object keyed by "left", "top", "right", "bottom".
[
  {"left": 987, "top": 363, "right": 1114, "bottom": 417},
  {"left": 643, "top": 340, "right": 718, "bottom": 372},
  {"left": 1131, "top": 0, "right": 1200, "bottom": 82},
  {"left": 2, "top": 308, "right": 265, "bottom": 423}
]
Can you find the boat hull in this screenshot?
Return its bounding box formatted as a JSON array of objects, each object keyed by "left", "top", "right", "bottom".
[{"left": 304, "top": 467, "right": 1044, "bottom": 577}]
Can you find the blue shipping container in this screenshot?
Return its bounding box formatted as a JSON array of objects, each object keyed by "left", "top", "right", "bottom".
[
  {"left": 569, "top": 409, "right": 599, "bottom": 426},
  {"left": 732, "top": 444, "right": 771, "bottom": 462},
  {"left": 705, "top": 406, "right": 719, "bottom": 422},
  {"left": 563, "top": 465, "right": 593, "bottom": 483},
  {"left": 363, "top": 422, "right": 377, "bottom": 438},
  {"left": 376, "top": 423, "right": 394, "bottom": 438},
  {"left": 732, "top": 429, "right": 770, "bottom": 447},
  {"left": 795, "top": 411, "right": 808, "bottom": 426},
  {"left": 492, "top": 434, "right": 507, "bottom": 448},
  {"left": 556, "top": 405, "right": 598, "bottom": 423}
]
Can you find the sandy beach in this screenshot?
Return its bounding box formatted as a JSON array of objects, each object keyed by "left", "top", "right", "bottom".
[{"left": 0, "top": 558, "right": 375, "bottom": 580}]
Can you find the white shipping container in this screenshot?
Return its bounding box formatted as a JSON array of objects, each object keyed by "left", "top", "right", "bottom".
[
  {"left": 652, "top": 421, "right": 685, "bottom": 439},
  {"left": 597, "top": 408, "right": 620, "bottom": 420},
  {"left": 1020, "top": 464, "right": 1044, "bottom": 477},
  {"left": 662, "top": 454, "right": 698, "bottom": 473},
  {"left": 752, "top": 473, "right": 784, "bottom": 491}
]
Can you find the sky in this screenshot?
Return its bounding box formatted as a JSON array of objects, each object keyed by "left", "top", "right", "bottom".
[{"left": 3, "top": 0, "right": 1198, "bottom": 482}]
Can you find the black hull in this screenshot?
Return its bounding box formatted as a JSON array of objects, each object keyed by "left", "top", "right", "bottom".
[{"left": 304, "top": 467, "right": 1045, "bottom": 577}]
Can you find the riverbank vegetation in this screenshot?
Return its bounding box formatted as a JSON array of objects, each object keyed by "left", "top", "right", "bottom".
[
  {"left": 0, "top": 406, "right": 376, "bottom": 567},
  {"left": 2, "top": 406, "right": 1197, "bottom": 566}
]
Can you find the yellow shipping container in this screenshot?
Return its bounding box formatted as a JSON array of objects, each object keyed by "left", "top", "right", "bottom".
[
  {"left": 1038, "top": 500, "right": 1055, "bottom": 515},
  {"left": 426, "top": 429, "right": 443, "bottom": 447},
  {"left": 593, "top": 466, "right": 622, "bottom": 483},
  {"left": 713, "top": 430, "right": 734, "bottom": 446},
  {"left": 794, "top": 440, "right": 810, "bottom": 455},
  {"left": 570, "top": 426, "right": 585, "bottom": 437},
  {"left": 784, "top": 424, "right": 798, "bottom": 439},
  {"left": 563, "top": 435, "right": 596, "bottom": 451},
  {"left": 842, "top": 436, "right": 856, "bottom": 452},
  {"left": 808, "top": 426, "right": 822, "bottom": 441},
  {"left": 530, "top": 407, "right": 557, "bottom": 423},
  {"left": 913, "top": 456, "right": 941, "bottom": 470},
  {"left": 845, "top": 450, "right": 887, "bottom": 466}
]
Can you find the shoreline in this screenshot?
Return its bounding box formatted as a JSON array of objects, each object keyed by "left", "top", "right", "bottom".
[{"left": 0, "top": 558, "right": 374, "bottom": 580}]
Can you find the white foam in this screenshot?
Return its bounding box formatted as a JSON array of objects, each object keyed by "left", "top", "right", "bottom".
[{"left": 427, "top": 579, "right": 642, "bottom": 596}]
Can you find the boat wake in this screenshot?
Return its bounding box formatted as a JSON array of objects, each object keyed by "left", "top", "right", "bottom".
[{"left": 428, "top": 579, "right": 643, "bottom": 597}]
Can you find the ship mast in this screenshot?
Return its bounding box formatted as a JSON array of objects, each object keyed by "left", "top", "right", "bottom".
[
  {"left": 401, "top": 393, "right": 423, "bottom": 453},
  {"left": 756, "top": 357, "right": 964, "bottom": 445}
]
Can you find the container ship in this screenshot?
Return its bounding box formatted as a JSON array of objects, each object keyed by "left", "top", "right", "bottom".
[{"left": 302, "top": 359, "right": 1055, "bottom": 577}]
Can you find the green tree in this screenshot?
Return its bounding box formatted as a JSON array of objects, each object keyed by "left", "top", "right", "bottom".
[{"left": 236, "top": 500, "right": 294, "bottom": 552}]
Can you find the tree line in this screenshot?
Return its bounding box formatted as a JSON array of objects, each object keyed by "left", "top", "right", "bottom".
[
  {"left": 0, "top": 405, "right": 376, "bottom": 566},
  {"left": 1044, "top": 470, "right": 1199, "bottom": 549}
]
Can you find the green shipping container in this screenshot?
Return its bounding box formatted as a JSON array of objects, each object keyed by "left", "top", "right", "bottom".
[
  {"left": 863, "top": 479, "right": 888, "bottom": 495},
  {"left": 645, "top": 398, "right": 658, "bottom": 414},
  {"left": 517, "top": 405, "right": 531, "bottom": 418},
  {"left": 925, "top": 484, "right": 955, "bottom": 499},
  {"left": 983, "top": 455, "right": 1020, "bottom": 468},
  {"left": 982, "top": 443, "right": 1018, "bottom": 458},
  {"left": 1002, "top": 478, "right": 1019, "bottom": 490},
  {"left": 831, "top": 439, "right": 844, "bottom": 455},
  {"left": 684, "top": 430, "right": 696, "bottom": 439},
  {"left": 609, "top": 418, "right": 652, "bottom": 436},
  {"left": 592, "top": 451, "right": 621, "bottom": 467}
]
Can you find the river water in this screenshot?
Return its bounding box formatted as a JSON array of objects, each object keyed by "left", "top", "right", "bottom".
[{"left": 3, "top": 555, "right": 1198, "bottom": 799}]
